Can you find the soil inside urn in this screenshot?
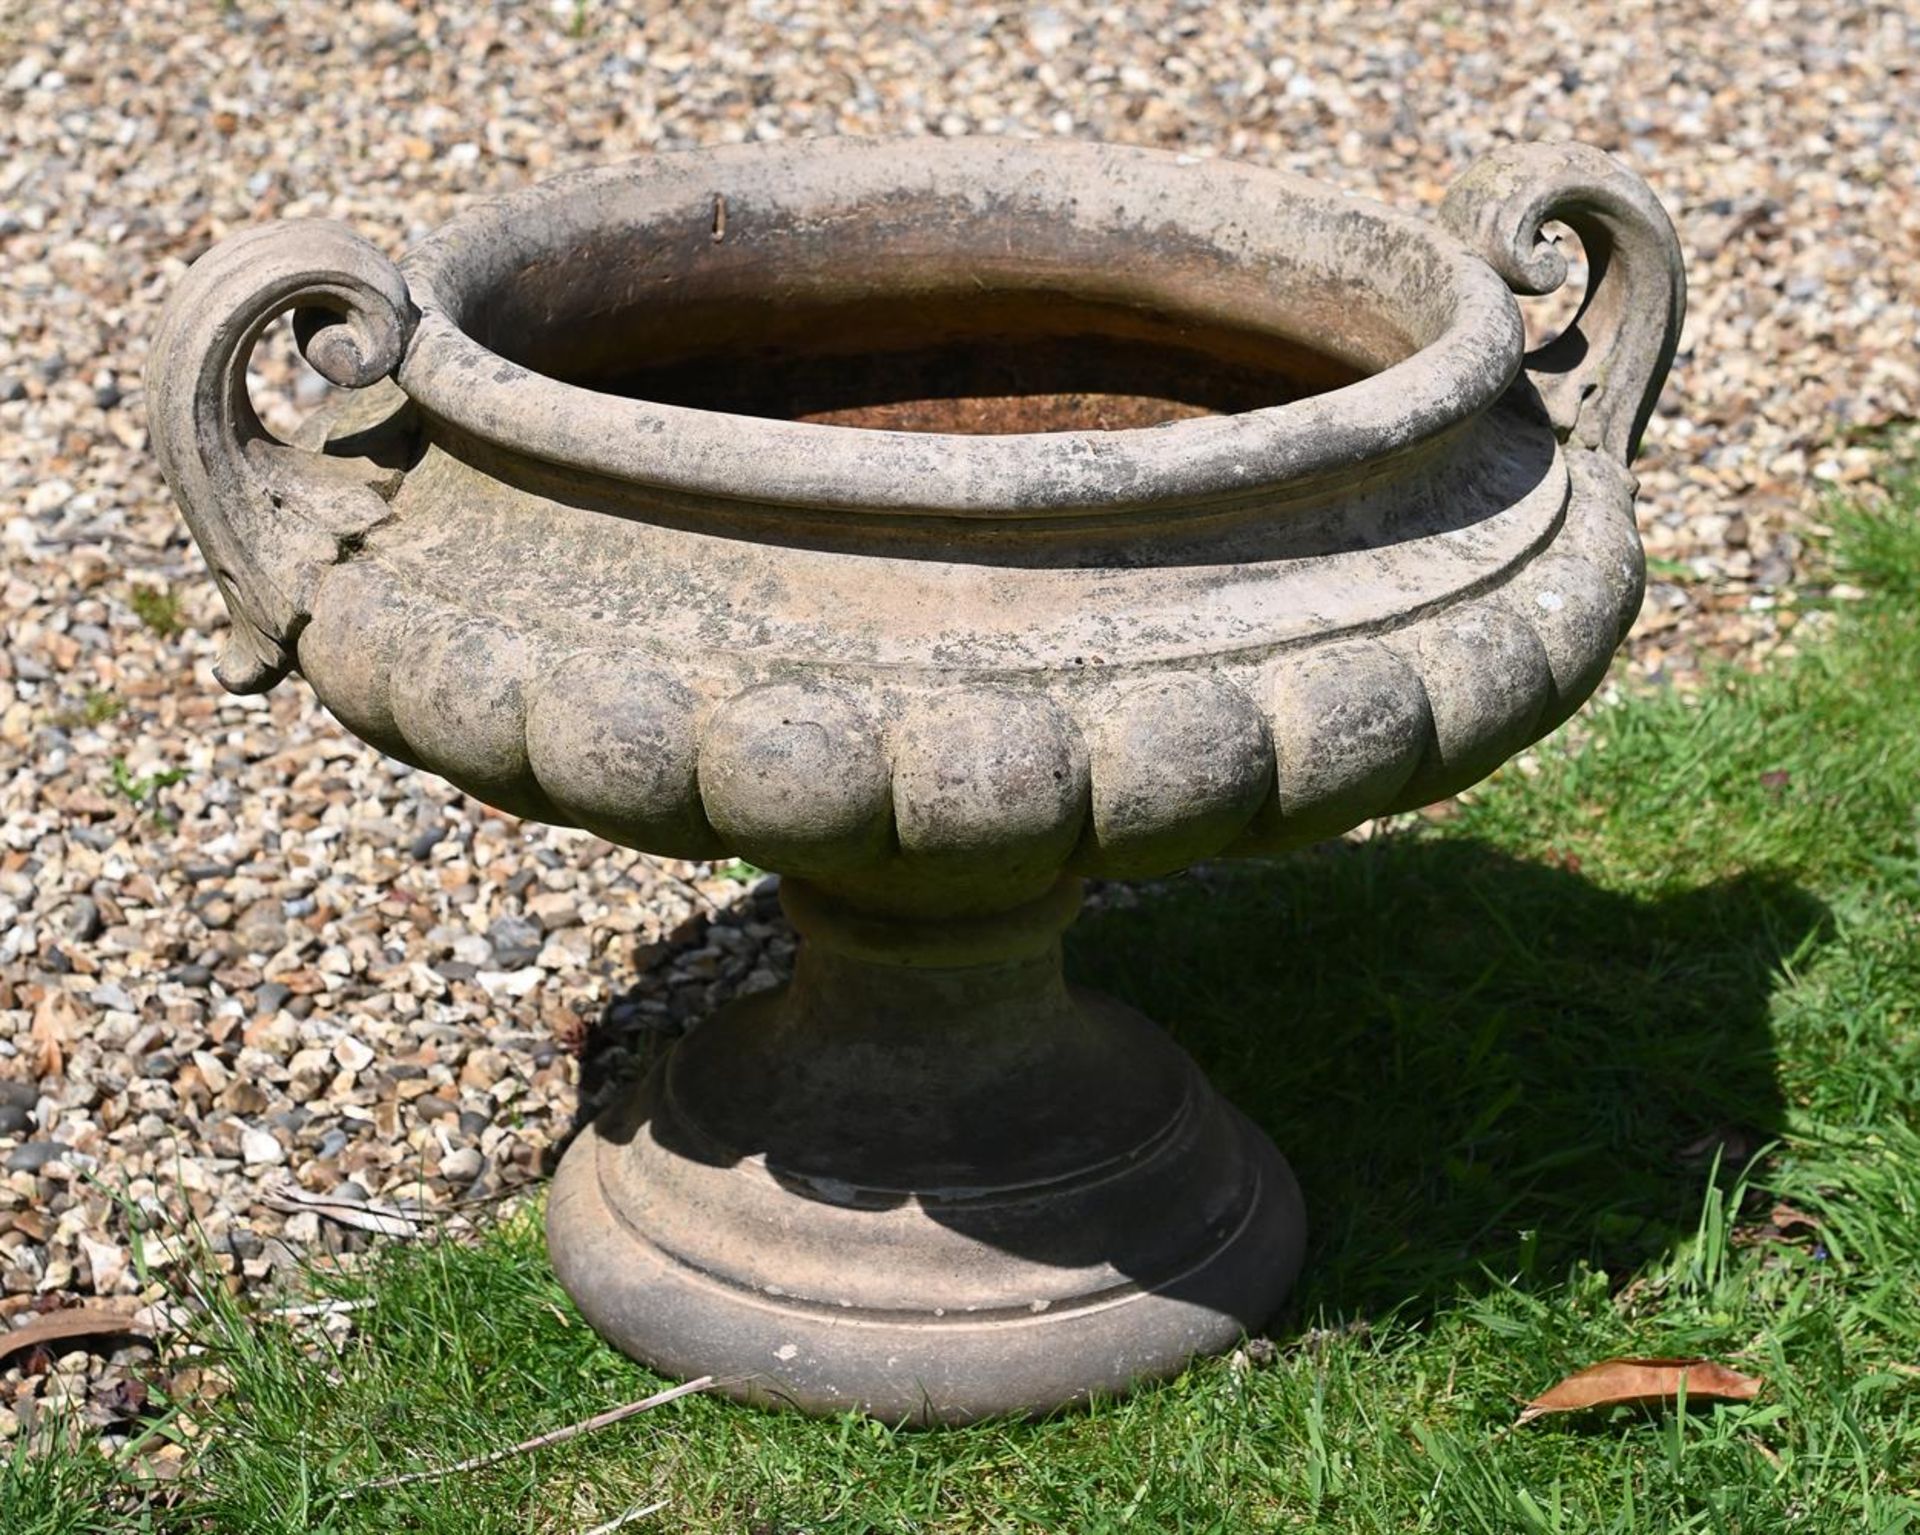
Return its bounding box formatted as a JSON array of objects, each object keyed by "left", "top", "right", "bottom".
[{"left": 506, "top": 290, "right": 1371, "bottom": 435}]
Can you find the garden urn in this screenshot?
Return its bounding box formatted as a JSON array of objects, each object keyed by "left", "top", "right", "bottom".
[{"left": 147, "top": 137, "right": 1684, "bottom": 1422}]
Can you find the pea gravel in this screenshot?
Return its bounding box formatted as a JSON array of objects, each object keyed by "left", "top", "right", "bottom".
[{"left": 2, "top": 0, "right": 1916, "bottom": 1444}]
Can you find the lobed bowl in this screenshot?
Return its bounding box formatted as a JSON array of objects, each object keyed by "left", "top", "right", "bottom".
[{"left": 149, "top": 136, "right": 1684, "bottom": 1420}]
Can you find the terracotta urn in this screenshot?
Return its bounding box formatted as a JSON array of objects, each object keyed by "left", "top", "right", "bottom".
[{"left": 148, "top": 138, "right": 1684, "bottom": 1423}]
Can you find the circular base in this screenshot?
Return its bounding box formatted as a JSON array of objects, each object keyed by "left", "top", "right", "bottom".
[{"left": 547, "top": 985, "right": 1305, "bottom": 1423}]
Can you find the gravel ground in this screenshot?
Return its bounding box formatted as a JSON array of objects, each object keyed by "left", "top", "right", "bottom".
[{"left": 2, "top": 0, "right": 1917, "bottom": 1444}]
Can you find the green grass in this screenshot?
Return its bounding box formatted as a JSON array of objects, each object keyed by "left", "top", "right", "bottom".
[
  {"left": 8, "top": 492, "right": 1920, "bottom": 1532},
  {"left": 105, "top": 757, "right": 189, "bottom": 829},
  {"left": 48, "top": 689, "right": 124, "bottom": 730},
  {"left": 126, "top": 585, "right": 184, "bottom": 639}
]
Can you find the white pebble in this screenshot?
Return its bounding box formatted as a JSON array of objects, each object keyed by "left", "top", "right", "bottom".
[{"left": 241, "top": 1127, "right": 287, "bottom": 1167}]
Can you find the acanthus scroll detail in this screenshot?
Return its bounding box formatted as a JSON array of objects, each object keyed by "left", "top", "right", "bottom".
[
  {"left": 1441, "top": 141, "right": 1687, "bottom": 467},
  {"left": 145, "top": 221, "right": 418, "bottom": 692}
]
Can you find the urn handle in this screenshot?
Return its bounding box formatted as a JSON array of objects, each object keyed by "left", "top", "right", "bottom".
[
  {"left": 146, "top": 222, "right": 417, "bottom": 693},
  {"left": 1441, "top": 142, "right": 1686, "bottom": 466}
]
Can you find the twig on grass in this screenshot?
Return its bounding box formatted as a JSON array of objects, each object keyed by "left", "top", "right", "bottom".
[
  {"left": 262, "top": 1184, "right": 424, "bottom": 1239},
  {"left": 338, "top": 1375, "right": 720, "bottom": 1498},
  {"left": 267, "top": 1298, "right": 375, "bottom": 1320},
  {"left": 581, "top": 1496, "right": 671, "bottom": 1534}
]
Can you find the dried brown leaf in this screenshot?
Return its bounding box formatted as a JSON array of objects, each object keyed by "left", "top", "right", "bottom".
[
  {"left": 1517, "top": 1357, "right": 1763, "bottom": 1425},
  {"left": 0, "top": 1305, "right": 149, "bottom": 1366},
  {"left": 29, "top": 990, "right": 73, "bottom": 1079},
  {"left": 1770, "top": 1202, "right": 1820, "bottom": 1234}
]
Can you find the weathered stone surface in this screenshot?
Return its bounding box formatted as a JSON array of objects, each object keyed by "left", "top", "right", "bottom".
[
  {"left": 698, "top": 681, "right": 893, "bottom": 877},
  {"left": 891, "top": 688, "right": 1088, "bottom": 905},
  {"left": 526, "top": 651, "right": 717, "bottom": 857},
  {"left": 389, "top": 613, "right": 550, "bottom": 820},
  {"left": 1514, "top": 550, "right": 1627, "bottom": 730},
  {"left": 1082, "top": 675, "right": 1274, "bottom": 879},
  {"left": 298, "top": 559, "right": 418, "bottom": 764},
  {"left": 150, "top": 137, "right": 1685, "bottom": 1421},
  {"left": 1241, "top": 640, "right": 1431, "bottom": 848},
  {"left": 1391, "top": 602, "right": 1555, "bottom": 808}
]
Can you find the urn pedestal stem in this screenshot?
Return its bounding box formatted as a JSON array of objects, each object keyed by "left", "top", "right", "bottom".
[{"left": 547, "top": 877, "right": 1306, "bottom": 1423}]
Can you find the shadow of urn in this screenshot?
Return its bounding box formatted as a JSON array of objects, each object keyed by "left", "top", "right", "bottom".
[
  {"left": 148, "top": 136, "right": 1688, "bottom": 1421},
  {"left": 1069, "top": 842, "right": 1819, "bottom": 1321}
]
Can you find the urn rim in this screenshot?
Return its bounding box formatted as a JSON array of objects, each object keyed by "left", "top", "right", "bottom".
[{"left": 394, "top": 136, "right": 1526, "bottom": 515}]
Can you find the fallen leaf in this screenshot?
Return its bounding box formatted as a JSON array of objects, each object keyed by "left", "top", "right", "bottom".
[
  {"left": 29, "top": 990, "right": 73, "bottom": 1079},
  {"left": 1734, "top": 1200, "right": 1828, "bottom": 1249},
  {"left": 1770, "top": 1202, "right": 1820, "bottom": 1234},
  {"left": 0, "top": 1305, "right": 150, "bottom": 1367},
  {"left": 1517, "top": 1357, "right": 1763, "bottom": 1425}
]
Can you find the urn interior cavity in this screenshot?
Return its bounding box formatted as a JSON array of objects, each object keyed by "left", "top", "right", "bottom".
[
  {"left": 481, "top": 286, "right": 1382, "bottom": 436},
  {"left": 428, "top": 153, "right": 1455, "bottom": 436}
]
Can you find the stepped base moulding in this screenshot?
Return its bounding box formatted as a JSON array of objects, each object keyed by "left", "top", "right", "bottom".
[{"left": 149, "top": 136, "right": 1685, "bottom": 1423}]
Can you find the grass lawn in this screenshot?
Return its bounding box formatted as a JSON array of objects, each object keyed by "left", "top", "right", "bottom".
[{"left": 7, "top": 479, "right": 1920, "bottom": 1533}]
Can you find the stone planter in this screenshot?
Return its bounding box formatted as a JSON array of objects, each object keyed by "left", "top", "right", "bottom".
[{"left": 149, "top": 137, "right": 1684, "bottom": 1423}]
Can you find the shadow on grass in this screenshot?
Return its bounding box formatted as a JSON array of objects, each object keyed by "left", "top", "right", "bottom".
[{"left": 1066, "top": 837, "right": 1828, "bottom": 1322}]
